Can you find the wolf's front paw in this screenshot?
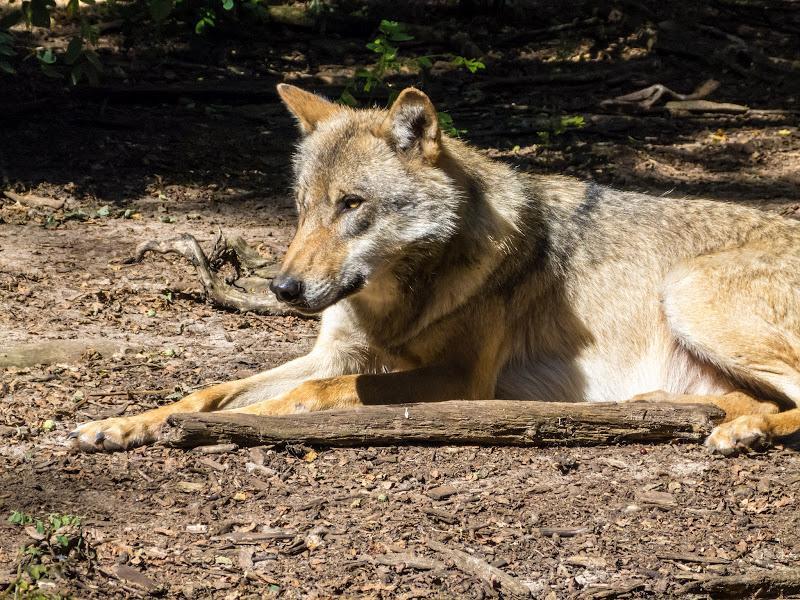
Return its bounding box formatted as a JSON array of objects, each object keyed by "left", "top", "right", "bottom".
[
  {"left": 68, "top": 415, "right": 162, "bottom": 452},
  {"left": 705, "top": 415, "right": 771, "bottom": 456}
]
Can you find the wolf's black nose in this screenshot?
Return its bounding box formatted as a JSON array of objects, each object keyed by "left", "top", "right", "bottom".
[{"left": 270, "top": 275, "right": 303, "bottom": 303}]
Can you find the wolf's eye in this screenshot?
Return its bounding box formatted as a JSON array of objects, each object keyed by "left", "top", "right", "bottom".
[{"left": 340, "top": 195, "right": 364, "bottom": 211}]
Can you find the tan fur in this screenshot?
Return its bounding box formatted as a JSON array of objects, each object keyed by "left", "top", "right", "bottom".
[{"left": 70, "top": 85, "right": 800, "bottom": 455}]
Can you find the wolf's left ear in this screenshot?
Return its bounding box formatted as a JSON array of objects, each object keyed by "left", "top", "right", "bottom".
[
  {"left": 277, "top": 83, "right": 342, "bottom": 135},
  {"left": 381, "top": 88, "right": 441, "bottom": 163}
]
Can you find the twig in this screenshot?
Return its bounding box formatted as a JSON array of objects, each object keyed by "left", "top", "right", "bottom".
[
  {"left": 679, "top": 568, "right": 800, "bottom": 598},
  {"left": 601, "top": 79, "right": 720, "bottom": 110},
  {"left": 427, "top": 539, "right": 531, "bottom": 597},
  {"left": 87, "top": 389, "right": 173, "bottom": 398},
  {"left": 538, "top": 527, "right": 590, "bottom": 538},
  {"left": 372, "top": 552, "right": 446, "bottom": 571},
  {"left": 3, "top": 190, "right": 65, "bottom": 210},
  {"left": 657, "top": 551, "right": 731, "bottom": 565}
]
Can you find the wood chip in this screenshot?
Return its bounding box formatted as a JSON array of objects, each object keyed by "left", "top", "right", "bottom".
[
  {"left": 427, "top": 485, "right": 458, "bottom": 500},
  {"left": 191, "top": 443, "right": 239, "bottom": 454},
  {"left": 113, "top": 564, "right": 159, "bottom": 592},
  {"left": 177, "top": 481, "right": 205, "bottom": 493},
  {"left": 636, "top": 490, "right": 677, "bottom": 509}
]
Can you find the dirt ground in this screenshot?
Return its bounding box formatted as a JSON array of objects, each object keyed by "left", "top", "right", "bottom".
[{"left": 2, "top": 2, "right": 800, "bottom": 598}]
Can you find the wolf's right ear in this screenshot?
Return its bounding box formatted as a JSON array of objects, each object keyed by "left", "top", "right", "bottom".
[
  {"left": 277, "top": 84, "right": 342, "bottom": 135},
  {"left": 381, "top": 87, "right": 442, "bottom": 163}
]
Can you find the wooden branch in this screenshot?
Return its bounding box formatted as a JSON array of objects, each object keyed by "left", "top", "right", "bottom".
[
  {"left": 427, "top": 539, "right": 532, "bottom": 597},
  {"left": 163, "top": 400, "right": 724, "bottom": 449},
  {"left": 679, "top": 568, "right": 800, "bottom": 598},
  {"left": 127, "top": 233, "right": 300, "bottom": 316}
]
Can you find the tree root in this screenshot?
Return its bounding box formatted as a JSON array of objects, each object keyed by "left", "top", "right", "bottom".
[{"left": 126, "top": 232, "right": 303, "bottom": 316}]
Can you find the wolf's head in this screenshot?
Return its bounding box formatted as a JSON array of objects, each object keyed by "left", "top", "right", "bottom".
[{"left": 270, "top": 84, "right": 461, "bottom": 314}]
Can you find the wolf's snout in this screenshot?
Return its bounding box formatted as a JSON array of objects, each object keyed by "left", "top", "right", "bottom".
[{"left": 270, "top": 274, "right": 303, "bottom": 304}]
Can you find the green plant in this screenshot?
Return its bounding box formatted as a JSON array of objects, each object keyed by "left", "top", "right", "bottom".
[
  {"left": 6, "top": 511, "right": 90, "bottom": 598},
  {"left": 0, "top": 27, "right": 16, "bottom": 74},
  {"left": 451, "top": 55, "right": 485, "bottom": 74},
  {"left": 340, "top": 20, "right": 484, "bottom": 137},
  {"left": 8, "top": 510, "right": 34, "bottom": 526},
  {"left": 537, "top": 114, "right": 586, "bottom": 144},
  {"left": 437, "top": 111, "right": 466, "bottom": 137},
  {"left": 357, "top": 19, "right": 413, "bottom": 95}
]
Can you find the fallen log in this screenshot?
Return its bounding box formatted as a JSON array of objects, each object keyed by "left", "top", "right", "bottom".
[{"left": 163, "top": 400, "right": 724, "bottom": 449}]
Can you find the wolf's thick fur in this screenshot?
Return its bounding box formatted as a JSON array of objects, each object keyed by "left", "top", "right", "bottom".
[{"left": 71, "top": 85, "right": 800, "bottom": 455}]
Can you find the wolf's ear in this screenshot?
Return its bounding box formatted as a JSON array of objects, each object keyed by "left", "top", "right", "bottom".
[
  {"left": 382, "top": 88, "right": 441, "bottom": 162},
  {"left": 277, "top": 84, "right": 342, "bottom": 135}
]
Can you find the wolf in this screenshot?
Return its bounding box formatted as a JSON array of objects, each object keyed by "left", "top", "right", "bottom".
[{"left": 70, "top": 84, "right": 800, "bottom": 455}]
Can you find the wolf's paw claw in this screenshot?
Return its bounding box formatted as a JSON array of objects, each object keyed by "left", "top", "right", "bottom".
[
  {"left": 67, "top": 416, "right": 161, "bottom": 453},
  {"left": 705, "top": 415, "right": 771, "bottom": 456}
]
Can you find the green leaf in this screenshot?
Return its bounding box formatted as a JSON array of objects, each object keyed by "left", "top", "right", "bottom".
[
  {"left": 338, "top": 89, "right": 357, "bottom": 106},
  {"left": 9, "top": 510, "right": 32, "bottom": 525},
  {"left": 64, "top": 36, "right": 82, "bottom": 65},
  {"left": 28, "top": 564, "right": 48, "bottom": 580},
  {"left": 416, "top": 56, "right": 432, "bottom": 68},
  {"left": 66, "top": 0, "right": 78, "bottom": 16},
  {"left": 37, "top": 47, "right": 56, "bottom": 64},
  {"left": 0, "top": 46, "right": 16, "bottom": 57},
  {"left": 96, "top": 205, "right": 110, "bottom": 217},
  {"left": 437, "top": 111, "right": 466, "bottom": 137},
  {"left": 379, "top": 19, "right": 413, "bottom": 42},
  {"left": 0, "top": 60, "right": 15, "bottom": 74},
  {"left": 222, "top": 0, "right": 234, "bottom": 10}
]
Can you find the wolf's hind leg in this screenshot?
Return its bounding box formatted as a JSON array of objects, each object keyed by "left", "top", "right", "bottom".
[
  {"left": 630, "top": 390, "right": 780, "bottom": 422},
  {"left": 659, "top": 243, "right": 800, "bottom": 454}
]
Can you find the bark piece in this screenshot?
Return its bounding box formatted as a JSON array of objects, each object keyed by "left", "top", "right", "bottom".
[
  {"left": 113, "top": 564, "right": 159, "bottom": 593},
  {"left": 164, "top": 400, "right": 724, "bottom": 449},
  {"left": 3, "top": 190, "right": 65, "bottom": 210}
]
